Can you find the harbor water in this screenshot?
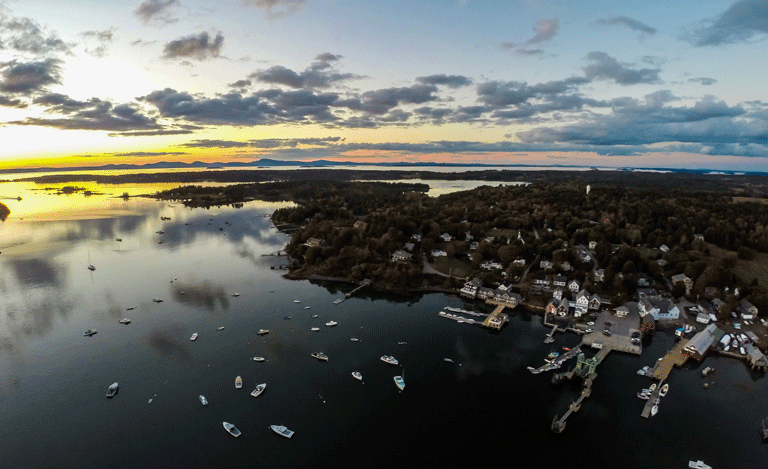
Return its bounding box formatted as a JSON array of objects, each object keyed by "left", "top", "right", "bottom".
[{"left": 0, "top": 183, "right": 767, "bottom": 468}]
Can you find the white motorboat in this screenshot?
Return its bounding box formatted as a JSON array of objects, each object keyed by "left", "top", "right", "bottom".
[
  {"left": 380, "top": 355, "right": 399, "bottom": 365},
  {"left": 311, "top": 352, "right": 329, "bottom": 361},
  {"left": 216, "top": 326, "right": 225, "bottom": 331},
  {"left": 637, "top": 392, "right": 650, "bottom": 400},
  {"left": 350, "top": 338, "right": 360, "bottom": 342},
  {"left": 270, "top": 425, "right": 294, "bottom": 438},
  {"left": 199, "top": 395, "right": 208, "bottom": 405},
  {"left": 293, "top": 300, "right": 300, "bottom": 303},
  {"left": 649, "top": 383, "right": 657, "bottom": 392},
  {"left": 394, "top": 375, "right": 405, "bottom": 391},
  {"left": 660, "top": 384, "right": 669, "bottom": 397},
  {"left": 84, "top": 329, "right": 98, "bottom": 337},
  {"left": 231, "top": 293, "right": 240, "bottom": 297},
  {"left": 304, "top": 306, "right": 310, "bottom": 310},
  {"left": 688, "top": 461, "right": 711, "bottom": 469},
  {"left": 235, "top": 376, "right": 242, "bottom": 389},
  {"left": 325, "top": 321, "right": 338, "bottom": 327},
  {"left": 311, "top": 327, "right": 320, "bottom": 331},
  {"left": 312, "top": 314, "right": 319, "bottom": 318},
  {"left": 444, "top": 358, "right": 454, "bottom": 363},
  {"left": 251, "top": 383, "right": 266, "bottom": 398},
  {"left": 258, "top": 329, "right": 269, "bottom": 335},
  {"left": 352, "top": 371, "right": 362, "bottom": 381},
  {"left": 119, "top": 318, "right": 131, "bottom": 324},
  {"left": 253, "top": 357, "right": 265, "bottom": 362},
  {"left": 190, "top": 333, "right": 198, "bottom": 341},
  {"left": 650, "top": 404, "right": 658, "bottom": 417},
  {"left": 223, "top": 422, "right": 241, "bottom": 437},
  {"left": 106, "top": 382, "right": 118, "bottom": 398}
]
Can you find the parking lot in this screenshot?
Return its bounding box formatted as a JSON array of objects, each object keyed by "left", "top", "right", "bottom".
[{"left": 582, "top": 309, "right": 642, "bottom": 355}]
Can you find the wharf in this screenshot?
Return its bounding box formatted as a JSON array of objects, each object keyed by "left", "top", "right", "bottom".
[
  {"left": 551, "top": 346, "right": 611, "bottom": 433},
  {"left": 649, "top": 339, "right": 689, "bottom": 381},
  {"left": 529, "top": 345, "right": 582, "bottom": 375},
  {"left": 544, "top": 325, "right": 557, "bottom": 344},
  {"left": 482, "top": 304, "right": 508, "bottom": 330},
  {"left": 640, "top": 382, "right": 664, "bottom": 418}
]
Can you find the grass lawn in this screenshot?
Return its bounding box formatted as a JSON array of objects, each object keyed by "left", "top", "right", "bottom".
[{"left": 432, "top": 257, "right": 471, "bottom": 278}]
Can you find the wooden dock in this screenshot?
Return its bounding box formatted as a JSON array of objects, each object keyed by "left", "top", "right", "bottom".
[
  {"left": 640, "top": 382, "right": 664, "bottom": 418},
  {"left": 482, "top": 304, "right": 508, "bottom": 330},
  {"left": 649, "top": 339, "right": 689, "bottom": 381}
]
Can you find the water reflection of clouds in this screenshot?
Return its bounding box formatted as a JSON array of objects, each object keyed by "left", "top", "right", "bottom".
[
  {"left": 171, "top": 281, "right": 230, "bottom": 312},
  {"left": 146, "top": 326, "right": 192, "bottom": 363},
  {"left": 9, "top": 258, "right": 62, "bottom": 287}
]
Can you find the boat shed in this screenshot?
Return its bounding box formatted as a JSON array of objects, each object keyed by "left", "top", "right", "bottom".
[
  {"left": 744, "top": 344, "right": 768, "bottom": 371},
  {"left": 683, "top": 324, "right": 724, "bottom": 361}
]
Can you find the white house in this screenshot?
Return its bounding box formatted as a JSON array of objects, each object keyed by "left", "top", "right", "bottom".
[
  {"left": 431, "top": 250, "right": 448, "bottom": 257},
  {"left": 552, "top": 288, "right": 563, "bottom": 300},
  {"left": 615, "top": 306, "right": 629, "bottom": 318},
  {"left": 460, "top": 278, "right": 483, "bottom": 299},
  {"left": 513, "top": 258, "right": 526, "bottom": 266},
  {"left": 481, "top": 261, "right": 503, "bottom": 270},
  {"left": 593, "top": 269, "right": 605, "bottom": 282},
  {"left": 696, "top": 312, "right": 710, "bottom": 324},
  {"left": 639, "top": 298, "right": 680, "bottom": 320},
  {"left": 588, "top": 241, "right": 597, "bottom": 250},
  {"left": 568, "top": 279, "right": 580, "bottom": 293},
  {"left": 553, "top": 275, "right": 567, "bottom": 287},
  {"left": 540, "top": 260, "right": 554, "bottom": 270},
  {"left": 588, "top": 294, "right": 601, "bottom": 310},
  {"left": 660, "top": 244, "right": 670, "bottom": 252},
  {"left": 391, "top": 250, "right": 413, "bottom": 262},
  {"left": 574, "top": 289, "right": 589, "bottom": 317},
  {"left": 440, "top": 233, "right": 453, "bottom": 242}
]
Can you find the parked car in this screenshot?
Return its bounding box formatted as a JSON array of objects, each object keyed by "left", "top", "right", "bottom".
[
  {"left": 587, "top": 321, "right": 595, "bottom": 326},
  {"left": 585, "top": 328, "right": 594, "bottom": 333}
]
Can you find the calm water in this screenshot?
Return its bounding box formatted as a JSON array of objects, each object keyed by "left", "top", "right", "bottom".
[{"left": 1, "top": 183, "right": 767, "bottom": 468}]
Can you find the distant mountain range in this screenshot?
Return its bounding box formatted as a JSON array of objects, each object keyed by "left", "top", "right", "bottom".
[{"left": 0, "top": 158, "right": 763, "bottom": 176}]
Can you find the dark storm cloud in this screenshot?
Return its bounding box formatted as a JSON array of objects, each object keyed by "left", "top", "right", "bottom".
[
  {"left": 0, "top": 16, "right": 71, "bottom": 55},
  {"left": 240, "top": 0, "right": 307, "bottom": 18},
  {"left": 687, "top": 0, "right": 768, "bottom": 46},
  {"left": 12, "top": 95, "right": 162, "bottom": 131},
  {"left": 162, "top": 32, "right": 224, "bottom": 60},
  {"left": 0, "top": 59, "right": 61, "bottom": 95},
  {"left": 583, "top": 51, "right": 662, "bottom": 85},
  {"left": 416, "top": 74, "right": 472, "bottom": 88},
  {"left": 689, "top": 77, "right": 717, "bottom": 86},
  {"left": 596, "top": 16, "right": 657, "bottom": 36},
  {"left": 135, "top": 0, "right": 179, "bottom": 24}
]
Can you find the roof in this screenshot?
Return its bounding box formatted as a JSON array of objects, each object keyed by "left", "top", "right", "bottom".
[
  {"left": 684, "top": 324, "right": 720, "bottom": 355},
  {"left": 739, "top": 298, "right": 756, "bottom": 310}
]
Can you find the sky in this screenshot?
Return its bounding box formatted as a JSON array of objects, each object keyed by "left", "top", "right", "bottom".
[{"left": 0, "top": 0, "right": 767, "bottom": 171}]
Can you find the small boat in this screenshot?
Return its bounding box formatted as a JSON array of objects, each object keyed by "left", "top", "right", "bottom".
[
  {"left": 199, "top": 395, "right": 208, "bottom": 405},
  {"left": 106, "top": 382, "right": 118, "bottom": 398},
  {"left": 152, "top": 298, "right": 163, "bottom": 303},
  {"left": 637, "top": 392, "right": 650, "bottom": 400},
  {"left": 190, "top": 333, "right": 198, "bottom": 341},
  {"left": 312, "top": 315, "right": 319, "bottom": 318},
  {"left": 660, "top": 384, "right": 669, "bottom": 397},
  {"left": 88, "top": 265, "right": 96, "bottom": 271},
  {"left": 311, "top": 327, "right": 320, "bottom": 331},
  {"left": 84, "top": 329, "right": 97, "bottom": 337},
  {"left": 545, "top": 352, "right": 560, "bottom": 362},
  {"left": 126, "top": 307, "right": 135, "bottom": 311},
  {"left": 251, "top": 383, "right": 266, "bottom": 398},
  {"left": 740, "top": 346, "right": 746, "bottom": 355},
  {"left": 380, "top": 355, "right": 399, "bottom": 365},
  {"left": 457, "top": 320, "right": 464, "bottom": 323},
  {"left": 650, "top": 404, "right": 658, "bottom": 417},
  {"left": 216, "top": 326, "right": 225, "bottom": 331},
  {"left": 293, "top": 300, "right": 300, "bottom": 303},
  {"left": 270, "top": 425, "right": 294, "bottom": 438},
  {"left": 253, "top": 357, "right": 265, "bottom": 362},
  {"left": 351, "top": 338, "right": 360, "bottom": 342},
  {"left": 148, "top": 399, "right": 152, "bottom": 404},
  {"left": 231, "top": 293, "right": 240, "bottom": 297},
  {"left": 304, "top": 306, "right": 310, "bottom": 310},
  {"left": 325, "top": 321, "right": 337, "bottom": 327},
  {"left": 119, "top": 318, "right": 131, "bottom": 324},
  {"left": 394, "top": 375, "right": 405, "bottom": 391},
  {"left": 115, "top": 238, "right": 122, "bottom": 242},
  {"left": 649, "top": 383, "right": 657, "bottom": 392},
  {"left": 641, "top": 388, "right": 651, "bottom": 394},
  {"left": 258, "top": 329, "right": 269, "bottom": 335},
  {"left": 352, "top": 371, "right": 362, "bottom": 381},
  {"left": 284, "top": 316, "right": 291, "bottom": 320},
  {"left": 688, "top": 461, "right": 712, "bottom": 469},
  {"left": 223, "top": 422, "right": 241, "bottom": 437},
  {"left": 235, "top": 376, "right": 242, "bottom": 389},
  {"left": 562, "top": 347, "right": 571, "bottom": 351},
  {"left": 444, "top": 358, "right": 454, "bottom": 363},
  {"left": 702, "top": 367, "right": 713, "bottom": 377},
  {"left": 398, "top": 342, "right": 407, "bottom": 345},
  {"left": 311, "top": 352, "right": 329, "bottom": 361}
]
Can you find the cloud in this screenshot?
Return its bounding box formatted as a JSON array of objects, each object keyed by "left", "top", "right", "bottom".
[
  {"left": 108, "top": 129, "right": 196, "bottom": 137},
  {"left": 109, "top": 151, "right": 187, "bottom": 157},
  {"left": 179, "top": 139, "right": 251, "bottom": 148},
  {"left": 13, "top": 94, "right": 163, "bottom": 131},
  {"left": 180, "top": 136, "right": 343, "bottom": 149},
  {"left": 500, "top": 18, "right": 558, "bottom": 54},
  {"left": 240, "top": 0, "right": 306, "bottom": 18},
  {"left": 0, "top": 15, "right": 71, "bottom": 55},
  {"left": 228, "top": 79, "right": 252, "bottom": 88},
  {"left": 689, "top": 77, "right": 717, "bottom": 86},
  {"left": 528, "top": 19, "right": 559, "bottom": 44},
  {"left": 416, "top": 74, "right": 472, "bottom": 88},
  {"left": 249, "top": 55, "right": 364, "bottom": 89},
  {"left": 0, "top": 59, "right": 62, "bottom": 95},
  {"left": 80, "top": 27, "right": 116, "bottom": 57},
  {"left": 0, "top": 95, "right": 27, "bottom": 108},
  {"left": 135, "top": 0, "right": 179, "bottom": 24},
  {"left": 596, "top": 16, "right": 657, "bottom": 37},
  {"left": 162, "top": 32, "right": 224, "bottom": 61},
  {"left": 687, "top": 0, "right": 768, "bottom": 46},
  {"left": 583, "top": 51, "right": 662, "bottom": 85}
]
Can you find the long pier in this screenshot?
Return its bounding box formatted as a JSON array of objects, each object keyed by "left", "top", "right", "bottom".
[
  {"left": 640, "top": 382, "right": 664, "bottom": 418},
  {"left": 333, "top": 280, "right": 371, "bottom": 304},
  {"left": 544, "top": 325, "right": 557, "bottom": 343},
  {"left": 529, "top": 345, "right": 582, "bottom": 375},
  {"left": 551, "top": 346, "right": 612, "bottom": 433}
]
